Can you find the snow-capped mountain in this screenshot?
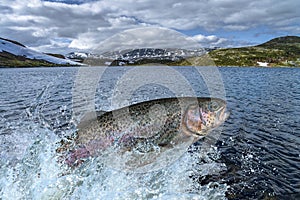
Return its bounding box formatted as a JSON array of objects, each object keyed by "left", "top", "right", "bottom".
[
  {"left": 119, "top": 48, "right": 206, "bottom": 60},
  {"left": 105, "top": 48, "right": 207, "bottom": 66},
  {"left": 65, "top": 52, "right": 91, "bottom": 63},
  {"left": 73, "top": 48, "right": 209, "bottom": 66},
  {"left": 0, "top": 37, "right": 81, "bottom": 67}
]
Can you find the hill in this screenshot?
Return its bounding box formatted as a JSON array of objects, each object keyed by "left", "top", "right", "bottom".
[
  {"left": 100, "top": 48, "right": 207, "bottom": 66},
  {"left": 2, "top": 36, "right": 299, "bottom": 67},
  {"left": 106, "top": 36, "right": 300, "bottom": 67},
  {"left": 0, "top": 38, "right": 81, "bottom": 67},
  {"left": 208, "top": 36, "right": 300, "bottom": 67}
]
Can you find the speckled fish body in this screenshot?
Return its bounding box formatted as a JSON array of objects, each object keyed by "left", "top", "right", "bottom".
[{"left": 58, "top": 97, "right": 228, "bottom": 172}]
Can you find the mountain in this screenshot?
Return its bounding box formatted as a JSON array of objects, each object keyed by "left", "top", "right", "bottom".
[
  {"left": 259, "top": 36, "right": 300, "bottom": 47},
  {"left": 72, "top": 48, "right": 207, "bottom": 66},
  {"left": 208, "top": 36, "right": 300, "bottom": 67},
  {"left": 2, "top": 36, "right": 299, "bottom": 67},
  {"left": 103, "top": 48, "right": 207, "bottom": 66},
  {"left": 0, "top": 37, "right": 81, "bottom": 67},
  {"left": 66, "top": 52, "right": 90, "bottom": 63},
  {"left": 104, "top": 36, "right": 300, "bottom": 67}
]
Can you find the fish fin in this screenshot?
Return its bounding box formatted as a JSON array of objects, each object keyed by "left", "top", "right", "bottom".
[{"left": 78, "top": 110, "right": 107, "bottom": 129}]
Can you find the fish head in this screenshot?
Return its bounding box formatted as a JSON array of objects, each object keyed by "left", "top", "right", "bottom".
[{"left": 183, "top": 98, "right": 229, "bottom": 138}]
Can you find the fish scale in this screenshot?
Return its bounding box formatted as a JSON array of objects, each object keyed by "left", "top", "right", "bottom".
[{"left": 57, "top": 97, "right": 228, "bottom": 171}]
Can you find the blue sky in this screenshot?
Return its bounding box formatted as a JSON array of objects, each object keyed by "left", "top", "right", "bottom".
[{"left": 0, "top": 0, "right": 299, "bottom": 53}]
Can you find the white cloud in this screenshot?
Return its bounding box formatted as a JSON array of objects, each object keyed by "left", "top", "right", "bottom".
[
  {"left": 0, "top": 0, "right": 299, "bottom": 53},
  {"left": 91, "top": 27, "right": 201, "bottom": 54},
  {"left": 190, "top": 34, "right": 229, "bottom": 47}
]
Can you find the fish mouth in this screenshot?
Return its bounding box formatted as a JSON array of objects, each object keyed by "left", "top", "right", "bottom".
[{"left": 215, "top": 106, "right": 229, "bottom": 126}]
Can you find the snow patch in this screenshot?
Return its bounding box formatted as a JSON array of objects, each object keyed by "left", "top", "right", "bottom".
[
  {"left": 0, "top": 39, "right": 82, "bottom": 65},
  {"left": 257, "top": 61, "right": 269, "bottom": 67}
]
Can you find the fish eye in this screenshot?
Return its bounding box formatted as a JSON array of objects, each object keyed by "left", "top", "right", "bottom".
[{"left": 208, "top": 101, "right": 220, "bottom": 111}]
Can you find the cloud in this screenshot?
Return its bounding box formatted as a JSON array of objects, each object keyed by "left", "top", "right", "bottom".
[
  {"left": 42, "top": 0, "right": 97, "bottom": 4},
  {"left": 191, "top": 35, "right": 227, "bottom": 46},
  {"left": 190, "top": 34, "right": 256, "bottom": 48},
  {"left": 0, "top": 5, "right": 13, "bottom": 14},
  {"left": 91, "top": 27, "right": 201, "bottom": 54},
  {"left": 0, "top": 0, "right": 299, "bottom": 53}
]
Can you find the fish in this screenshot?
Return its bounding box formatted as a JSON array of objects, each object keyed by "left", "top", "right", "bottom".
[{"left": 57, "top": 97, "right": 229, "bottom": 172}]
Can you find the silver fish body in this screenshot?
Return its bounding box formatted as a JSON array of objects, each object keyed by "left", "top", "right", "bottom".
[{"left": 58, "top": 97, "right": 228, "bottom": 172}]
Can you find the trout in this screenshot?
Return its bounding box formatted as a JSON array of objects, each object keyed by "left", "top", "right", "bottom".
[{"left": 57, "top": 97, "right": 229, "bottom": 172}]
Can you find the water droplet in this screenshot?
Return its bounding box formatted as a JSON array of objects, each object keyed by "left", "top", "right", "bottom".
[{"left": 247, "top": 154, "right": 253, "bottom": 159}]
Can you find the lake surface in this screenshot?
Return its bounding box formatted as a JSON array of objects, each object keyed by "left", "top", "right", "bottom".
[{"left": 0, "top": 66, "right": 299, "bottom": 199}]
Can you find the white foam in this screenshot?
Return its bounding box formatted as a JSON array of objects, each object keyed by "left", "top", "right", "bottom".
[{"left": 0, "top": 122, "right": 228, "bottom": 199}]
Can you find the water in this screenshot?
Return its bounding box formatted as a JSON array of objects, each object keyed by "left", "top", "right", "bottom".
[{"left": 0, "top": 66, "right": 299, "bottom": 199}]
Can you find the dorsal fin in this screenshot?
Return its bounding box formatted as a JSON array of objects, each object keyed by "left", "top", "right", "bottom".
[{"left": 77, "top": 110, "right": 107, "bottom": 129}]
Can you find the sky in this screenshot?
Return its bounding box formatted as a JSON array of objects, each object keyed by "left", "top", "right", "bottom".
[{"left": 0, "top": 0, "right": 299, "bottom": 54}]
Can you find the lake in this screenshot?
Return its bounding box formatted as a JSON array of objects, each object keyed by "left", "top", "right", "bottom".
[{"left": 0, "top": 66, "right": 299, "bottom": 199}]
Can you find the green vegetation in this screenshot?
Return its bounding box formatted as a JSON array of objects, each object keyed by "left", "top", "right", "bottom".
[
  {"left": 170, "top": 54, "right": 215, "bottom": 66},
  {"left": 208, "top": 36, "right": 300, "bottom": 67},
  {"left": 109, "top": 36, "right": 300, "bottom": 67},
  {"left": 0, "top": 51, "right": 70, "bottom": 67},
  {"left": 0, "top": 37, "right": 77, "bottom": 67},
  {"left": 1, "top": 35, "right": 299, "bottom": 67}
]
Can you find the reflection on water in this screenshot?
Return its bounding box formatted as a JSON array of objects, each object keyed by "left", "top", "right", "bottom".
[{"left": 0, "top": 66, "right": 299, "bottom": 199}]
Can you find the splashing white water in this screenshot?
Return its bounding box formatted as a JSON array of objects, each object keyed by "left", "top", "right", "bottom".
[
  {"left": 0, "top": 65, "right": 229, "bottom": 199},
  {"left": 0, "top": 123, "right": 228, "bottom": 199}
]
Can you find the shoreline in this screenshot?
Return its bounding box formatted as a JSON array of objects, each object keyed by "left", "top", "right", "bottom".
[{"left": 0, "top": 65, "right": 299, "bottom": 69}]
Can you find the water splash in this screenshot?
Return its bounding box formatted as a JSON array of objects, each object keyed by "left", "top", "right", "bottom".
[
  {"left": 0, "top": 127, "right": 228, "bottom": 199},
  {"left": 0, "top": 67, "right": 229, "bottom": 199}
]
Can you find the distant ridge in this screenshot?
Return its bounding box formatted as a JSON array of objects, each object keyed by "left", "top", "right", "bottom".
[
  {"left": 104, "top": 36, "right": 300, "bottom": 67},
  {"left": 208, "top": 36, "right": 300, "bottom": 67},
  {"left": 0, "top": 37, "right": 81, "bottom": 67},
  {"left": 0, "top": 37, "right": 26, "bottom": 48},
  {"left": 1, "top": 35, "right": 299, "bottom": 67},
  {"left": 259, "top": 36, "right": 300, "bottom": 46}
]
